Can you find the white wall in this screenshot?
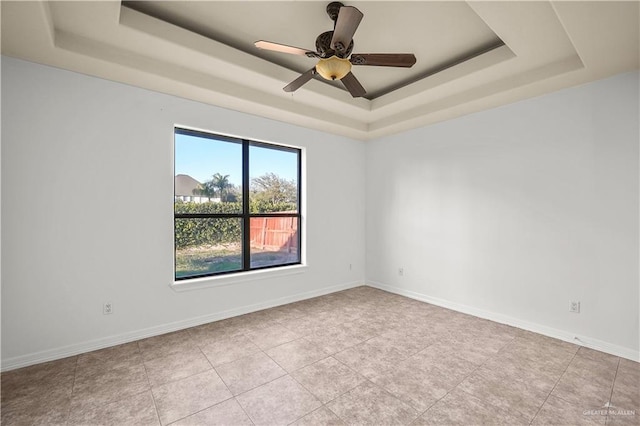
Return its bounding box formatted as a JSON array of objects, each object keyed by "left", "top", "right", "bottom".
[
  {"left": 366, "top": 71, "right": 639, "bottom": 360},
  {"left": 1, "top": 57, "right": 366, "bottom": 369},
  {"left": 2, "top": 56, "right": 638, "bottom": 368}
]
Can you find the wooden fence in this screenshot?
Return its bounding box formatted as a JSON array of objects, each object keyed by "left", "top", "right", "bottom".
[{"left": 250, "top": 216, "right": 298, "bottom": 253}]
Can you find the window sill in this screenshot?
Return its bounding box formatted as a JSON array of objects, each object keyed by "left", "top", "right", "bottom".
[{"left": 170, "top": 264, "right": 308, "bottom": 292}]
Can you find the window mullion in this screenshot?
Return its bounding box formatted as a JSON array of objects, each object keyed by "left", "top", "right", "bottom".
[{"left": 242, "top": 140, "right": 251, "bottom": 271}]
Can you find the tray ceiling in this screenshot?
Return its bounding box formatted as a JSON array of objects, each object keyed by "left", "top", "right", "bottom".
[
  {"left": 123, "top": 1, "right": 504, "bottom": 99},
  {"left": 1, "top": 1, "right": 639, "bottom": 140}
]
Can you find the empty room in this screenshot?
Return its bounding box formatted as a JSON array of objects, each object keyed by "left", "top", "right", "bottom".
[{"left": 1, "top": 1, "right": 639, "bottom": 425}]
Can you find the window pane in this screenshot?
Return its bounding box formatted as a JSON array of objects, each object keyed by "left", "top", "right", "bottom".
[
  {"left": 175, "top": 133, "right": 242, "bottom": 214},
  {"left": 249, "top": 144, "right": 299, "bottom": 213},
  {"left": 250, "top": 216, "right": 299, "bottom": 268},
  {"left": 175, "top": 218, "right": 242, "bottom": 278}
]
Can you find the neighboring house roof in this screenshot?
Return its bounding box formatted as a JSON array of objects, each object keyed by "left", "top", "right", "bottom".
[{"left": 175, "top": 174, "right": 201, "bottom": 196}]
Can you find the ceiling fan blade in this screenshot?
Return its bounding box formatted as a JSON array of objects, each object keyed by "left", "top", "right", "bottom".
[
  {"left": 350, "top": 53, "right": 417, "bottom": 67},
  {"left": 341, "top": 72, "right": 366, "bottom": 98},
  {"left": 255, "top": 40, "right": 318, "bottom": 58},
  {"left": 330, "top": 6, "right": 363, "bottom": 53},
  {"left": 283, "top": 68, "right": 317, "bottom": 93}
]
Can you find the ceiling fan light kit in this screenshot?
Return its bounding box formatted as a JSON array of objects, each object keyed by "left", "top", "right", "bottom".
[
  {"left": 255, "top": 2, "right": 417, "bottom": 98},
  {"left": 316, "top": 56, "right": 352, "bottom": 80}
]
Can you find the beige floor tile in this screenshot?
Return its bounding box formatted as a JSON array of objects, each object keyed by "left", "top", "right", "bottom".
[
  {"left": 577, "top": 347, "right": 621, "bottom": 366},
  {"left": 478, "top": 355, "right": 560, "bottom": 394},
  {"left": 611, "top": 378, "right": 640, "bottom": 415},
  {"left": 76, "top": 342, "right": 142, "bottom": 377},
  {"left": 566, "top": 352, "right": 619, "bottom": 387},
  {"left": 1, "top": 356, "right": 77, "bottom": 404},
  {"left": 476, "top": 321, "right": 519, "bottom": 342},
  {"left": 228, "top": 310, "right": 283, "bottom": 332},
  {"left": 606, "top": 414, "right": 640, "bottom": 425},
  {"left": 144, "top": 348, "right": 212, "bottom": 387},
  {"left": 268, "top": 304, "right": 306, "bottom": 323},
  {"left": 292, "top": 406, "right": 346, "bottom": 426},
  {"left": 517, "top": 330, "right": 580, "bottom": 352},
  {"left": 68, "top": 390, "right": 159, "bottom": 426},
  {"left": 506, "top": 336, "right": 578, "bottom": 365},
  {"left": 312, "top": 309, "right": 356, "bottom": 329},
  {"left": 370, "top": 363, "right": 460, "bottom": 412},
  {"left": 613, "top": 360, "right": 640, "bottom": 422},
  {"left": 497, "top": 338, "right": 575, "bottom": 374},
  {"left": 266, "top": 338, "right": 330, "bottom": 372},
  {"left": 291, "top": 357, "right": 366, "bottom": 404},
  {"left": 1, "top": 386, "right": 72, "bottom": 426},
  {"left": 616, "top": 360, "right": 640, "bottom": 390},
  {"left": 457, "top": 371, "right": 549, "bottom": 420},
  {"left": 187, "top": 319, "right": 246, "bottom": 344},
  {"left": 171, "top": 398, "right": 253, "bottom": 426},
  {"left": 551, "top": 368, "right": 615, "bottom": 408},
  {"left": 138, "top": 331, "right": 198, "bottom": 362},
  {"left": 215, "top": 351, "right": 286, "bottom": 395},
  {"left": 1, "top": 356, "right": 77, "bottom": 386},
  {"left": 333, "top": 334, "right": 417, "bottom": 379},
  {"left": 236, "top": 375, "right": 321, "bottom": 425},
  {"left": 71, "top": 363, "right": 149, "bottom": 405},
  {"left": 305, "top": 324, "right": 370, "bottom": 354},
  {"left": 6, "top": 288, "right": 632, "bottom": 426},
  {"left": 245, "top": 323, "right": 301, "bottom": 350},
  {"left": 619, "top": 358, "right": 640, "bottom": 374},
  {"left": 152, "top": 370, "right": 232, "bottom": 425},
  {"left": 344, "top": 316, "right": 390, "bottom": 338},
  {"left": 462, "top": 334, "right": 513, "bottom": 360},
  {"left": 405, "top": 344, "right": 476, "bottom": 378},
  {"left": 199, "top": 334, "right": 261, "bottom": 367},
  {"left": 415, "top": 388, "right": 530, "bottom": 425},
  {"left": 375, "top": 330, "right": 430, "bottom": 357},
  {"left": 326, "top": 381, "right": 418, "bottom": 425},
  {"left": 532, "top": 394, "right": 606, "bottom": 425},
  {"left": 279, "top": 314, "right": 328, "bottom": 336}
]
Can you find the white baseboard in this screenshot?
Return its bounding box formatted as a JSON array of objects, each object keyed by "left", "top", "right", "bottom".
[
  {"left": 366, "top": 280, "right": 639, "bottom": 362},
  {"left": 1, "top": 280, "right": 363, "bottom": 372}
]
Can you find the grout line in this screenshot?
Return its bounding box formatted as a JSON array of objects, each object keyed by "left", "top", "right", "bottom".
[
  {"left": 234, "top": 396, "right": 257, "bottom": 426},
  {"left": 64, "top": 355, "right": 81, "bottom": 423},
  {"left": 528, "top": 349, "right": 579, "bottom": 425},
  {"left": 605, "top": 358, "right": 621, "bottom": 424},
  {"left": 211, "top": 365, "right": 256, "bottom": 426},
  {"left": 412, "top": 336, "right": 518, "bottom": 421},
  {"left": 140, "top": 351, "right": 163, "bottom": 426},
  {"left": 282, "top": 370, "right": 325, "bottom": 424},
  {"left": 153, "top": 343, "right": 243, "bottom": 426}
]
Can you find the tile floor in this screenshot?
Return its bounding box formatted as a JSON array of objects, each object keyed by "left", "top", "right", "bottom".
[{"left": 1, "top": 286, "right": 639, "bottom": 425}]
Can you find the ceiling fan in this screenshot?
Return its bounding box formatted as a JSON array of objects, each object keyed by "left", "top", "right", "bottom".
[{"left": 255, "top": 2, "right": 417, "bottom": 98}]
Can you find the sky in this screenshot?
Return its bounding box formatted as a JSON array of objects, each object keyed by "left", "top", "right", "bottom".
[{"left": 174, "top": 133, "right": 298, "bottom": 186}]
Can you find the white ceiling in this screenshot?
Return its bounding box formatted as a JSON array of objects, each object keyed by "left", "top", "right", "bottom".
[{"left": 1, "top": 1, "right": 639, "bottom": 141}]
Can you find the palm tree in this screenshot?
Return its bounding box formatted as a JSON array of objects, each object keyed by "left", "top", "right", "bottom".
[
  {"left": 210, "top": 173, "right": 231, "bottom": 202},
  {"left": 192, "top": 183, "right": 215, "bottom": 199}
]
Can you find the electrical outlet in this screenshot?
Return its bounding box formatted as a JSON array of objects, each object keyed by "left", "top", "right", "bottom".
[
  {"left": 569, "top": 301, "right": 580, "bottom": 313},
  {"left": 103, "top": 302, "right": 113, "bottom": 315},
  {"left": 398, "top": 267, "right": 404, "bottom": 276}
]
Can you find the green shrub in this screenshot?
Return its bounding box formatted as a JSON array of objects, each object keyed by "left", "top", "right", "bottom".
[{"left": 174, "top": 201, "right": 296, "bottom": 249}]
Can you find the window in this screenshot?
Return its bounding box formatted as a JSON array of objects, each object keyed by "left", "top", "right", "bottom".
[{"left": 174, "top": 128, "right": 301, "bottom": 280}]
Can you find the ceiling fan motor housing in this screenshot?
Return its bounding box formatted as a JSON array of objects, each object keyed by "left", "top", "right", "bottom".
[
  {"left": 315, "top": 31, "right": 353, "bottom": 58},
  {"left": 326, "top": 2, "right": 344, "bottom": 21}
]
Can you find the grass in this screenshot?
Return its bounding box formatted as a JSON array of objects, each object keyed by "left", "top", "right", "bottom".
[
  {"left": 175, "top": 243, "right": 299, "bottom": 278},
  {"left": 175, "top": 245, "right": 242, "bottom": 277}
]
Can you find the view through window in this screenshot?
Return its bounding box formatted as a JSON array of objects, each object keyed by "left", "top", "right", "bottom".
[{"left": 174, "top": 128, "right": 301, "bottom": 280}]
